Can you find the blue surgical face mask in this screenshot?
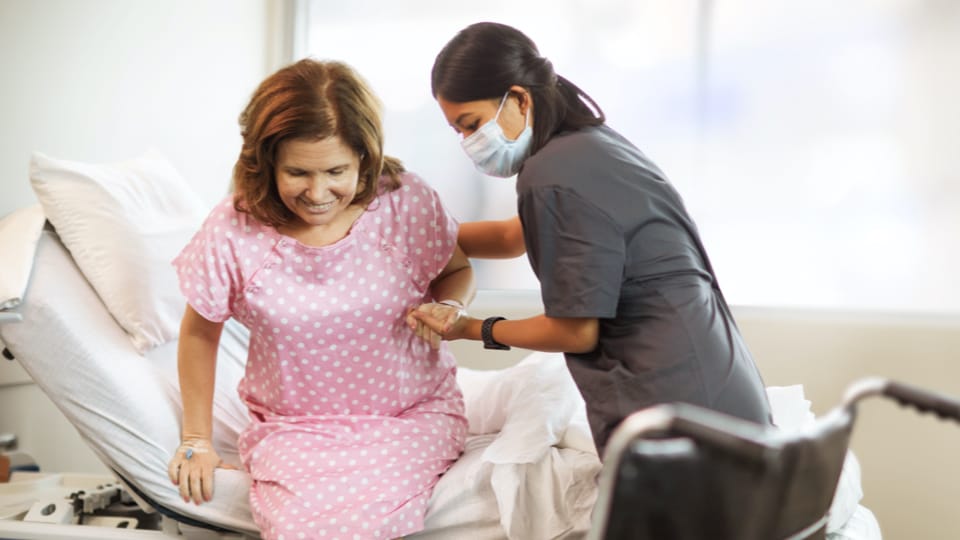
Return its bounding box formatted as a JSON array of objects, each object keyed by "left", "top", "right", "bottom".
[{"left": 460, "top": 93, "right": 532, "bottom": 178}]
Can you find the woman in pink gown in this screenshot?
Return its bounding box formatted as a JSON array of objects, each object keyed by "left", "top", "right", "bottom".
[{"left": 166, "top": 59, "right": 473, "bottom": 540}]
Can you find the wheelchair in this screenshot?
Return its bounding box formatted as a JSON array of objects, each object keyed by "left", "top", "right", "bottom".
[{"left": 588, "top": 378, "right": 960, "bottom": 540}]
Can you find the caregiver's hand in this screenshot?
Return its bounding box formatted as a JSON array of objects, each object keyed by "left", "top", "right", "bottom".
[
  {"left": 167, "top": 438, "right": 237, "bottom": 504},
  {"left": 407, "top": 301, "right": 465, "bottom": 348}
]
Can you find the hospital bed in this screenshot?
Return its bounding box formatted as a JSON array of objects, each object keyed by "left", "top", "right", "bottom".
[{"left": 0, "top": 149, "right": 881, "bottom": 538}]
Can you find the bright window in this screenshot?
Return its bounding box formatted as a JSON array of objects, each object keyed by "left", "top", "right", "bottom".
[{"left": 297, "top": 0, "right": 960, "bottom": 314}]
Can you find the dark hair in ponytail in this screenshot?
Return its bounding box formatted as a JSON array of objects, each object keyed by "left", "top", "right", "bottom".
[{"left": 431, "top": 22, "right": 605, "bottom": 155}]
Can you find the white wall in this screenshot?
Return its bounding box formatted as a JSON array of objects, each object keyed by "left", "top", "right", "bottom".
[
  {"left": 0, "top": 0, "right": 282, "bottom": 217},
  {"left": 0, "top": 0, "right": 281, "bottom": 483}
]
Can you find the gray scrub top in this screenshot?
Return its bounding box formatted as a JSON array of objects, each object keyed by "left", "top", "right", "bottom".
[{"left": 517, "top": 125, "right": 772, "bottom": 457}]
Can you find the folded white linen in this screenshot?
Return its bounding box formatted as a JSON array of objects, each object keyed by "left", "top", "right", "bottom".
[
  {"left": 457, "top": 353, "right": 602, "bottom": 539},
  {"left": 459, "top": 351, "right": 590, "bottom": 463},
  {"left": 490, "top": 448, "right": 601, "bottom": 539},
  {"left": 0, "top": 205, "right": 45, "bottom": 311}
]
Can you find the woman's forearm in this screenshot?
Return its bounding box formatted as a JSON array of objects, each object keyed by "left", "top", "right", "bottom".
[
  {"left": 430, "top": 245, "right": 476, "bottom": 307},
  {"left": 177, "top": 307, "right": 224, "bottom": 441},
  {"left": 430, "top": 265, "right": 476, "bottom": 308}
]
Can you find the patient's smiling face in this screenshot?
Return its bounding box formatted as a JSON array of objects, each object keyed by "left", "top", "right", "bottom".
[{"left": 275, "top": 135, "right": 364, "bottom": 243}]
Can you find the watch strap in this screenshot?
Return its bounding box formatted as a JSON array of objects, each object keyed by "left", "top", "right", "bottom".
[{"left": 481, "top": 316, "right": 510, "bottom": 350}]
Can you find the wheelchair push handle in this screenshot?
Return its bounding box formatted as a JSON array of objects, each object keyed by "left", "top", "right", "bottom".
[
  {"left": 844, "top": 377, "right": 960, "bottom": 423},
  {"left": 884, "top": 381, "right": 960, "bottom": 423}
]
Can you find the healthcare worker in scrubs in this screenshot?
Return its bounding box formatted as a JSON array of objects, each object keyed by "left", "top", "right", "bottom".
[{"left": 412, "top": 21, "right": 772, "bottom": 457}]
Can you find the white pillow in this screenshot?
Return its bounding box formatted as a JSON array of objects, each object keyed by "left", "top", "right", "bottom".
[{"left": 29, "top": 149, "right": 206, "bottom": 353}]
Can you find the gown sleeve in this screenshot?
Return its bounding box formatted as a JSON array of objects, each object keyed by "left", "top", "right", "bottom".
[
  {"left": 519, "top": 185, "right": 625, "bottom": 319},
  {"left": 171, "top": 199, "right": 244, "bottom": 323}
]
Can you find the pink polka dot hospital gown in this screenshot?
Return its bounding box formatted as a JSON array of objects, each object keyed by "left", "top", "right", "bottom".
[{"left": 174, "top": 173, "right": 468, "bottom": 539}]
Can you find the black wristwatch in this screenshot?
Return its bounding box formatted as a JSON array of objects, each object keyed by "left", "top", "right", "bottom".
[{"left": 481, "top": 316, "right": 510, "bottom": 350}]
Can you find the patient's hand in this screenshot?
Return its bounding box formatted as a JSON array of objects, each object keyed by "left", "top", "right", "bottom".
[
  {"left": 409, "top": 305, "right": 470, "bottom": 343},
  {"left": 407, "top": 301, "right": 464, "bottom": 349},
  {"left": 167, "top": 438, "right": 237, "bottom": 504}
]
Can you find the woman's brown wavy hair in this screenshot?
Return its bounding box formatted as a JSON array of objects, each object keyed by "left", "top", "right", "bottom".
[{"left": 232, "top": 59, "right": 403, "bottom": 227}]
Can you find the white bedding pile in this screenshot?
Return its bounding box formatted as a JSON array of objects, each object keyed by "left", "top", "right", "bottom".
[{"left": 444, "top": 355, "right": 602, "bottom": 539}]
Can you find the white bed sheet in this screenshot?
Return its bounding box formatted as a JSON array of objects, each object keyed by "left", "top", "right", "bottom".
[{"left": 0, "top": 230, "right": 880, "bottom": 539}]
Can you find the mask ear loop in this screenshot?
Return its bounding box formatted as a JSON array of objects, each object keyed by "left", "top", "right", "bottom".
[
  {"left": 493, "top": 91, "right": 510, "bottom": 121},
  {"left": 521, "top": 94, "right": 531, "bottom": 128}
]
